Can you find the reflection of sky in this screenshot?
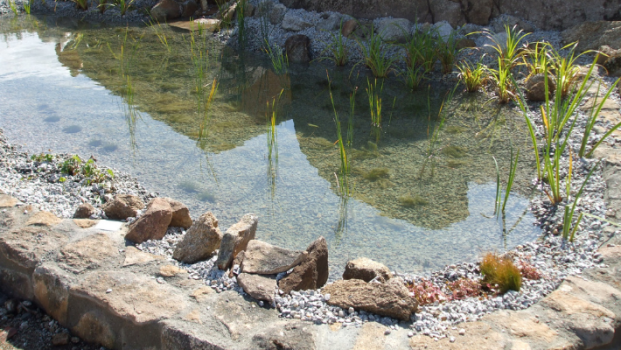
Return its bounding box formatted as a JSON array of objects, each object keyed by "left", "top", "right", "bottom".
[{"left": 0, "top": 30, "right": 541, "bottom": 278}]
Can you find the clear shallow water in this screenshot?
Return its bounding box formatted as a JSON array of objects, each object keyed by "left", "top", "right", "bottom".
[{"left": 0, "top": 17, "right": 541, "bottom": 278}]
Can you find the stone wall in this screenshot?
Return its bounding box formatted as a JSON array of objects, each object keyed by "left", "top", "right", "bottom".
[{"left": 279, "top": 0, "right": 621, "bottom": 30}]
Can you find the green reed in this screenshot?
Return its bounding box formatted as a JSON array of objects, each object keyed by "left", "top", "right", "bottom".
[
  {"left": 487, "top": 56, "right": 516, "bottom": 104},
  {"left": 550, "top": 43, "right": 589, "bottom": 98},
  {"left": 366, "top": 78, "right": 384, "bottom": 143},
  {"left": 150, "top": 19, "right": 171, "bottom": 53},
  {"left": 401, "top": 65, "right": 428, "bottom": 91},
  {"left": 189, "top": 24, "right": 219, "bottom": 139},
  {"left": 23, "top": 0, "right": 32, "bottom": 14},
  {"left": 237, "top": 0, "right": 247, "bottom": 49},
  {"left": 266, "top": 89, "right": 284, "bottom": 201},
  {"left": 327, "top": 71, "right": 351, "bottom": 196},
  {"left": 562, "top": 161, "right": 599, "bottom": 242},
  {"left": 264, "top": 39, "right": 288, "bottom": 74},
  {"left": 579, "top": 78, "right": 621, "bottom": 157},
  {"left": 437, "top": 31, "right": 458, "bottom": 74},
  {"left": 523, "top": 41, "right": 552, "bottom": 79},
  {"left": 346, "top": 86, "right": 357, "bottom": 148},
  {"left": 420, "top": 86, "right": 456, "bottom": 178},
  {"left": 482, "top": 25, "right": 529, "bottom": 71},
  {"left": 318, "top": 19, "right": 348, "bottom": 66},
  {"left": 354, "top": 24, "right": 397, "bottom": 78},
  {"left": 8, "top": 0, "right": 19, "bottom": 14},
  {"left": 492, "top": 148, "right": 519, "bottom": 216},
  {"left": 456, "top": 59, "right": 486, "bottom": 92},
  {"left": 402, "top": 24, "right": 437, "bottom": 71}
]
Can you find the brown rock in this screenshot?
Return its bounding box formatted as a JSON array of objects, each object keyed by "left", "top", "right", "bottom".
[
  {"left": 463, "top": 0, "right": 494, "bottom": 25},
  {"left": 160, "top": 265, "right": 187, "bottom": 277},
  {"left": 173, "top": 212, "right": 222, "bottom": 263},
  {"left": 526, "top": 74, "right": 556, "bottom": 101},
  {"left": 343, "top": 257, "right": 392, "bottom": 282},
  {"left": 102, "top": 194, "right": 145, "bottom": 220},
  {"left": 278, "top": 237, "right": 329, "bottom": 294},
  {"left": 0, "top": 194, "right": 19, "bottom": 208},
  {"left": 237, "top": 273, "right": 277, "bottom": 303},
  {"left": 456, "top": 38, "right": 476, "bottom": 50},
  {"left": 0, "top": 227, "right": 68, "bottom": 270},
  {"left": 125, "top": 198, "right": 173, "bottom": 244},
  {"left": 562, "top": 21, "right": 621, "bottom": 52},
  {"left": 341, "top": 19, "right": 357, "bottom": 37},
  {"left": 603, "top": 50, "right": 621, "bottom": 77},
  {"left": 285, "top": 34, "right": 311, "bottom": 64},
  {"left": 72, "top": 311, "right": 115, "bottom": 349},
  {"left": 597, "top": 45, "right": 618, "bottom": 65},
  {"left": 241, "top": 240, "right": 305, "bottom": 275},
  {"left": 181, "top": 0, "right": 198, "bottom": 17},
  {"left": 73, "top": 203, "right": 96, "bottom": 219},
  {"left": 151, "top": 0, "right": 181, "bottom": 22},
  {"left": 26, "top": 211, "right": 62, "bottom": 226},
  {"left": 163, "top": 198, "right": 192, "bottom": 229},
  {"left": 321, "top": 278, "right": 417, "bottom": 321},
  {"left": 216, "top": 214, "right": 257, "bottom": 270},
  {"left": 409, "top": 321, "right": 509, "bottom": 349},
  {"left": 57, "top": 233, "right": 119, "bottom": 273},
  {"left": 33, "top": 265, "right": 70, "bottom": 324},
  {"left": 122, "top": 246, "right": 164, "bottom": 266},
  {"left": 52, "top": 332, "right": 70, "bottom": 346},
  {"left": 190, "top": 286, "right": 213, "bottom": 302},
  {"left": 429, "top": 0, "right": 465, "bottom": 28}
]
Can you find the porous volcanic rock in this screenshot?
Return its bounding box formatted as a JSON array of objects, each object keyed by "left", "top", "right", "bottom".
[
  {"left": 173, "top": 212, "right": 222, "bottom": 263},
  {"left": 125, "top": 198, "right": 173, "bottom": 244},
  {"left": 321, "top": 278, "right": 418, "bottom": 320},
  {"left": 216, "top": 214, "right": 257, "bottom": 269},
  {"left": 102, "top": 194, "right": 144, "bottom": 220},
  {"left": 241, "top": 240, "right": 305, "bottom": 275},
  {"left": 342, "top": 257, "right": 392, "bottom": 282},
  {"left": 278, "top": 236, "right": 329, "bottom": 294}
]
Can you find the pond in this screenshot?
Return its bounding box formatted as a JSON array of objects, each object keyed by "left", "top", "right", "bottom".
[{"left": 0, "top": 16, "right": 541, "bottom": 279}]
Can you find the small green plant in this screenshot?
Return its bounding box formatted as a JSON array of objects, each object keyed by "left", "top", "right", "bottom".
[
  {"left": 346, "top": 87, "right": 357, "bottom": 148},
  {"left": 362, "top": 168, "right": 390, "bottom": 181},
  {"left": 437, "top": 32, "right": 458, "bottom": 74},
  {"left": 318, "top": 19, "right": 348, "bottom": 66},
  {"left": 327, "top": 71, "right": 351, "bottom": 196},
  {"left": 31, "top": 153, "right": 54, "bottom": 162},
  {"left": 23, "top": 0, "right": 32, "bottom": 14},
  {"left": 456, "top": 59, "right": 486, "bottom": 92},
  {"left": 523, "top": 41, "right": 552, "bottom": 80},
  {"left": 237, "top": 0, "right": 247, "bottom": 49},
  {"left": 70, "top": 0, "right": 89, "bottom": 10},
  {"left": 109, "top": 0, "right": 135, "bottom": 15},
  {"left": 150, "top": 19, "right": 171, "bottom": 53},
  {"left": 264, "top": 39, "right": 288, "bottom": 75},
  {"left": 354, "top": 24, "right": 397, "bottom": 78},
  {"left": 487, "top": 56, "right": 516, "bottom": 104},
  {"left": 550, "top": 43, "right": 589, "bottom": 98},
  {"left": 402, "top": 25, "right": 437, "bottom": 71},
  {"left": 61, "top": 155, "right": 83, "bottom": 176},
  {"left": 492, "top": 148, "right": 519, "bottom": 216},
  {"left": 366, "top": 78, "right": 384, "bottom": 142},
  {"left": 480, "top": 253, "right": 522, "bottom": 293},
  {"left": 401, "top": 65, "right": 428, "bottom": 91},
  {"left": 399, "top": 194, "right": 428, "bottom": 207},
  {"left": 8, "top": 0, "right": 19, "bottom": 14},
  {"left": 562, "top": 162, "right": 599, "bottom": 241},
  {"left": 482, "top": 25, "right": 530, "bottom": 71}
]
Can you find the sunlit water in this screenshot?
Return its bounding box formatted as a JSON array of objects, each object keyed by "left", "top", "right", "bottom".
[{"left": 0, "top": 17, "right": 541, "bottom": 278}]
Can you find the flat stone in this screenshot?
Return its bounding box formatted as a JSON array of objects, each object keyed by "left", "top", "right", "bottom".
[
  {"left": 0, "top": 227, "right": 68, "bottom": 270},
  {"left": 278, "top": 236, "right": 329, "bottom": 293},
  {"left": 102, "top": 194, "right": 145, "bottom": 220},
  {"left": 190, "top": 286, "right": 213, "bottom": 302},
  {"left": 72, "top": 310, "right": 116, "bottom": 349},
  {"left": 72, "top": 219, "right": 97, "bottom": 228},
  {"left": 281, "top": 12, "right": 313, "bottom": 31},
  {"left": 241, "top": 240, "right": 305, "bottom": 275},
  {"left": 352, "top": 322, "right": 387, "bottom": 350},
  {"left": 160, "top": 265, "right": 187, "bottom": 277},
  {"left": 322, "top": 278, "right": 417, "bottom": 321},
  {"left": 169, "top": 18, "right": 222, "bottom": 32},
  {"left": 57, "top": 233, "right": 119, "bottom": 273},
  {"left": 237, "top": 273, "right": 277, "bottom": 303},
  {"left": 342, "top": 257, "right": 392, "bottom": 282},
  {"left": 163, "top": 198, "right": 192, "bottom": 229},
  {"left": 0, "top": 195, "right": 18, "bottom": 208},
  {"left": 122, "top": 246, "right": 164, "bottom": 266},
  {"left": 26, "top": 211, "right": 62, "bottom": 226},
  {"left": 216, "top": 214, "right": 257, "bottom": 270},
  {"left": 125, "top": 198, "right": 173, "bottom": 244},
  {"left": 173, "top": 212, "right": 222, "bottom": 264},
  {"left": 409, "top": 322, "right": 509, "bottom": 349},
  {"left": 482, "top": 310, "right": 558, "bottom": 342},
  {"left": 33, "top": 264, "right": 72, "bottom": 324}
]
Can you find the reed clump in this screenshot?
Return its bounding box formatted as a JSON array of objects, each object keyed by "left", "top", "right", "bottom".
[{"left": 480, "top": 253, "right": 522, "bottom": 293}]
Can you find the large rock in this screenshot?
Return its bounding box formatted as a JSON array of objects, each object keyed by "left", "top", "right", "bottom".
[
  {"left": 173, "top": 212, "right": 222, "bottom": 263},
  {"left": 281, "top": 12, "right": 313, "bottom": 31},
  {"left": 463, "top": 0, "right": 494, "bottom": 25},
  {"left": 603, "top": 51, "right": 621, "bottom": 77},
  {"left": 269, "top": 3, "right": 286, "bottom": 24},
  {"left": 163, "top": 198, "right": 192, "bottom": 229},
  {"left": 341, "top": 19, "right": 357, "bottom": 37},
  {"left": 150, "top": 0, "right": 181, "bottom": 22},
  {"left": 102, "top": 194, "right": 145, "bottom": 220},
  {"left": 237, "top": 273, "right": 277, "bottom": 303},
  {"left": 433, "top": 21, "right": 453, "bottom": 42},
  {"left": 429, "top": 0, "right": 464, "bottom": 28},
  {"left": 376, "top": 18, "right": 411, "bottom": 42},
  {"left": 285, "top": 34, "right": 311, "bottom": 63},
  {"left": 278, "top": 236, "right": 329, "bottom": 294},
  {"left": 342, "top": 257, "right": 392, "bottom": 282},
  {"left": 215, "top": 214, "right": 257, "bottom": 270},
  {"left": 125, "top": 198, "right": 173, "bottom": 244},
  {"left": 562, "top": 21, "right": 621, "bottom": 52},
  {"left": 57, "top": 233, "right": 119, "bottom": 273},
  {"left": 316, "top": 12, "right": 341, "bottom": 31},
  {"left": 321, "top": 278, "right": 417, "bottom": 321},
  {"left": 73, "top": 203, "right": 95, "bottom": 219},
  {"left": 241, "top": 240, "right": 305, "bottom": 275},
  {"left": 525, "top": 74, "right": 556, "bottom": 101}
]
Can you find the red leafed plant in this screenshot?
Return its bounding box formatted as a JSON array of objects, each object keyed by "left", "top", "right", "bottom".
[
  {"left": 407, "top": 279, "right": 448, "bottom": 306},
  {"left": 446, "top": 278, "right": 483, "bottom": 300},
  {"left": 518, "top": 260, "right": 541, "bottom": 280}
]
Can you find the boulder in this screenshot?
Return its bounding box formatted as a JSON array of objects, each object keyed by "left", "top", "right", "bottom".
[
  {"left": 163, "top": 198, "right": 192, "bottom": 229},
  {"left": 237, "top": 273, "right": 277, "bottom": 303},
  {"left": 102, "top": 194, "right": 144, "bottom": 220},
  {"left": 491, "top": 15, "right": 536, "bottom": 34},
  {"left": 285, "top": 34, "right": 311, "bottom": 63},
  {"left": 316, "top": 13, "right": 341, "bottom": 31},
  {"left": 597, "top": 45, "right": 617, "bottom": 65},
  {"left": 173, "top": 212, "right": 222, "bottom": 263},
  {"left": 376, "top": 18, "right": 411, "bottom": 42},
  {"left": 281, "top": 12, "right": 313, "bottom": 31},
  {"left": 73, "top": 203, "right": 95, "bottom": 219},
  {"left": 526, "top": 74, "right": 556, "bottom": 101},
  {"left": 241, "top": 240, "right": 306, "bottom": 275},
  {"left": 278, "top": 236, "right": 329, "bottom": 294},
  {"left": 429, "top": 0, "right": 464, "bottom": 28},
  {"left": 562, "top": 21, "right": 621, "bottom": 52},
  {"left": 321, "top": 278, "right": 418, "bottom": 321},
  {"left": 269, "top": 3, "right": 286, "bottom": 24},
  {"left": 217, "top": 0, "right": 237, "bottom": 23},
  {"left": 151, "top": 0, "right": 181, "bottom": 22},
  {"left": 215, "top": 214, "right": 258, "bottom": 270},
  {"left": 433, "top": 21, "right": 454, "bottom": 42},
  {"left": 603, "top": 51, "right": 621, "bottom": 77},
  {"left": 125, "top": 198, "right": 173, "bottom": 244},
  {"left": 181, "top": 0, "right": 199, "bottom": 18},
  {"left": 341, "top": 19, "right": 357, "bottom": 37},
  {"left": 342, "top": 257, "right": 392, "bottom": 282},
  {"left": 463, "top": 0, "right": 494, "bottom": 25}
]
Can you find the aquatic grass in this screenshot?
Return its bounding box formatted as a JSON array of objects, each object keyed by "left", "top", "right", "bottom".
[
  {"left": 264, "top": 39, "right": 288, "bottom": 75},
  {"left": 354, "top": 24, "right": 397, "bottom": 78},
  {"left": 482, "top": 25, "right": 529, "bottom": 71},
  {"left": 492, "top": 148, "right": 519, "bottom": 216},
  {"left": 419, "top": 86, "right": 456, "bottom": 178},
  {"left": 327, "top": 71, "right": 351, "bottom": 196},
  {"left": 108, "top": 0, "right": 135, "bottom": 15},
  {"left": 562, "top": 161, "right": 599, "bottom": 242},
  {"left": 401, "top": 65, "right": 428, "bottom": 91},
  {"left": 266, "top": 89, "right": 284, "bottom": 202},
  {"left": 437, "top": 31, "right": 458, "bottom": 74},
  {"left": 550, "top": 43, "right": 589, "bottom": 98},
  {"left": 236, "top": 0, "right": 247, "bottom": 49},
  {"left": 480, "top": 253, "right": 522, "bottom": 294},
  {"left": 487, "top": 56, "right": 516, "bottom": 104},
  {"left": 346, "top": 87, "right": 357, "bottom": 148},
  {"left": 317, "top": 19, "right": 348, "bottom": 66},
  {"left": 362, "top": 168, "right": 390, "bottom": 181},
  {"left": 23, "top": 0, "right": 32, "bottom": 14},
  {"left": 366, "top": 78, "right": 384, "bottom": 142},
  {"left": 523, "top": 41, "right": 552, "bottom": 79},
  {"left": 579, "top": 78, "right": 621, "bottom": 158},
  {"left": 8, "top": 0, "right": 19, "bottom": 14},
  {"left": 456, "top": 59, "right": 486, "bottom": 92},
  {"left": 402, "top": 24, "right": 437, "bottom": 71},
  {"left": 150, "top": 19, "right": 171, "bottom": 53}
]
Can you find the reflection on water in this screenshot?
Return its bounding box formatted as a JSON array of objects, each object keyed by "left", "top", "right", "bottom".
[{"left": 0, "top": 17, "right": 542, "bottom": 278}]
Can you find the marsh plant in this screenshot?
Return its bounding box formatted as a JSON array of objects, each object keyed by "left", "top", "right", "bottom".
[
  {"left": 492, "top": 148, "right": 519, "bottom": 216},
  {"left": 488, "top": 56, "right": 516, "bottom": 104},
  {"left": 579, "top": 78, "right": 621, "bottom": 157},
  {"left": 480, "top": 253, "right": 522, "bottom": 293},
  {"left": 456, "top": 59, "right": 486, "bottom": 92},
  {"left": 264, "top": 39, "right": 288, "bottom": 74},
  {"left": 482, "top": 25, "right": 529, "bottom": 71},
  {"left": 236, "top": 0, "right": 247, "bottom": 49},
  {"left": 8, "top": 0, "right": 19, "bottom": 14},
  {"left": 355, "top": 24, "right": 397, "bottom": 78},
  {"left": 150, "top": 19, "right": 171, "bottom": 53},
  {"left": 401, "top": 65, "right": 428, "bottom": 91},
  {"left": 437, "top": 32, "right": 458, "bottom": 74},
  {"left": 318, "top": 19, "right": 348, "bottom": 66},
  {"left": 419, "top": 87, "right": 456, "bottom": 178},
  {"left": 366, "top": 78, "right": 384, "bottom": 142},
  {"left": 402, "top": 25, "right": 437, "bottom": 71},
  {"left": 327, "top": 72, "right": 351, "bottom": 196},
  {"left": 23, "top": 0, "right": 32, "bottom": 14},
  {"left": 266, "top": 89, "right": 284, "bottom": 202},
  {"left": 562, "top": 162, "right": 599, "bottom": 242}
]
